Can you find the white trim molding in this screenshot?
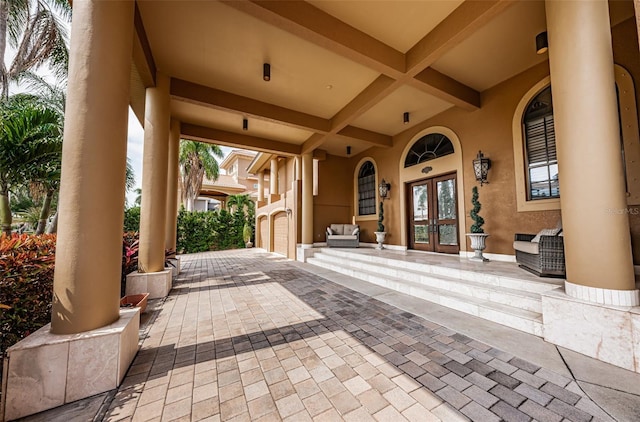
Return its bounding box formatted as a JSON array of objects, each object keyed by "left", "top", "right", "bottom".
[
  {"left": 458, "top": 251, "right": 517, "bottom": 263},
  {"left": 564, "top": 280, "right": 640, "bottom": 306}
]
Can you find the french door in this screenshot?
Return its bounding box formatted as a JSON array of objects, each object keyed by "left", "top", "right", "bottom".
[{"left": 407, "top": 173, "right": 459, "bottom": 253}]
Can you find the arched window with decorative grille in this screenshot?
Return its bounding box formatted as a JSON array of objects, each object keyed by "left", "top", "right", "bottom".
[
  {"left": 357, "top": 161, "right": 376, "bottom": 216},
  {"left": 404, "top": 133, "right": 454, "bottom": 168}
]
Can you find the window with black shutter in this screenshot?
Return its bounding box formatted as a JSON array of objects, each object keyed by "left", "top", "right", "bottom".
[
  {"left": 358, "top": 161, "right": 376, "bottom": 215},
  {"left": 524, "top": 86, "right": 559, "bottom": 199}
]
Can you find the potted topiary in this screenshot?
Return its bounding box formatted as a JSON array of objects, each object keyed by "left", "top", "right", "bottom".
[
  {"left": 466, "top": 186, "right": 490, "bottom": 261},
  {"left": 243, "top": 222, "right": 253, "bottom": 248},
  {"left": 374, "top": 200, "right": 386, "bottom": 249}
]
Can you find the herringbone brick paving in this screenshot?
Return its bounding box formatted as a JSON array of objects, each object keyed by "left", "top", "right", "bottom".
[{"left": 103, "top": 250, "right": 614, "bottom": 421}]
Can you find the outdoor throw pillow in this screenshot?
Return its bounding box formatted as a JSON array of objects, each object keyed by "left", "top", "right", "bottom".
[
  {"left": 532, "top": 228, "right": 561, "bottom": 243},
  {"left": 352, "top": 228, "right": 359, "bottom": 236},
  {"left": 326, "top": 227, "right": 333, "bottom": 236}
]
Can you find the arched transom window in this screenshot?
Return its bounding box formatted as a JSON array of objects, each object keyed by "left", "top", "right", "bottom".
[
  {"left": 404, "top": 133, "right": 454, "bottom": 168},
  {"left": 523, "top": 86, "right": 558, "bottom": 200},
  {"left": 358, "top": 161, "right": 376, "bottom": 216}
]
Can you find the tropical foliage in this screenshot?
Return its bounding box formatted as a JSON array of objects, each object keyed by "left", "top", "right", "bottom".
[
  {"left": 0, "top": 233, "right": 56, "bottom": 373},
  {"left": 179, "top": 140, "right": 223, "bottom": 211},
  {"left": 0, "top": 0, "right": 71, "bottom": 99},
  {"left": 0, "top": 94, "right": 62, "bottom": 235}
]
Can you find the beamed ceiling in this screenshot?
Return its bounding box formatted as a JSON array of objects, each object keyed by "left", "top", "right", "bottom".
[{"left": 130, "top": 0, "right": 634, "bottom": 158}]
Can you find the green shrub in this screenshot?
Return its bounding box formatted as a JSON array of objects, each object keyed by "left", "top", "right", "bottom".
[
  {"left": 124, "top": 206, "right": 140, "bottom": 232},
  {"left": 177, "top": 209, "right": 216, "bottom": 253},
  {"left": 0, "top": 234, "right": 56, "bottom": 366}
]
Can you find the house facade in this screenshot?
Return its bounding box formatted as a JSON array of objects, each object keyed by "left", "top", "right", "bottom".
[{"left": 4, "top": 0, "right": 640, "bottom": 419}]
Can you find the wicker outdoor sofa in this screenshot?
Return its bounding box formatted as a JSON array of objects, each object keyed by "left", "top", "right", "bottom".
[{"left": 513, "top": 232, "right": 565, "bottom": 277}]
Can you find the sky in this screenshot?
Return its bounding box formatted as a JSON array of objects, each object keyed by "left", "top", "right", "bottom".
[{"left": 125, "top": 112, "right": 232, "bottom": 206}]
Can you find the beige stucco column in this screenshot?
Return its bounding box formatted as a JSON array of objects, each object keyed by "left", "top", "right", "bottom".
[
  {"left": 301, "top": 153, "right": 313, "bottom": 246},
  {"left": 165, "top": 119, "right": 180, "bottom": 253},
  {"left": 270, "top": 157, "right": 279, "bottom": 203},
  {"left": 51, "top": 0, "right": 134, "bottom": 334},
  {"left": 546, "top": 0, "right": 636, "bottom": 300},
  {"left": 138, "top": 73, "right": 171, "bottom": 273},
  {"left": 257, "top": 170, "right": 265, "bottom": 204}
]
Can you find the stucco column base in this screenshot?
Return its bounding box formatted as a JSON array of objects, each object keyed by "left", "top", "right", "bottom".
[
  {"left": 126, "top": 269, "right": 172, "bottom": 299},
  {"left": 167, "top": 257, "right": 181, "bottom": 278},
  {"left": 297, "top": 244, "right": 315, "bottom": 262},
  {"left": 542, "top": 288, "right": 640, "bottom": 373},
  {"left": 1, "top": 308, "right": 140, "bottom": 421}
]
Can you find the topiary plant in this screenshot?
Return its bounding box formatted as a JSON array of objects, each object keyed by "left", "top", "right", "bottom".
[
  {"left": 377, "top": 201, "right": 385, "bottom": 232},
  {"left": 470, "top": 186, "right": 485, "bottom": 233}
]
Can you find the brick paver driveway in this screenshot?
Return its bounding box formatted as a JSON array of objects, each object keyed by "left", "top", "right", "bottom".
[{"left": 104, "top": 250, "right": 610, "bottom": 422}]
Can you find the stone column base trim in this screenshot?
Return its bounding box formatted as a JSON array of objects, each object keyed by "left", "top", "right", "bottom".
[
  {"left": 167, "top": 257, "right": 181, "bottom": 277},
  {"left": 296, "top": 245, "right": 315, "bottom": 262},
  {"left": 565, "top": 280, "right": 640, "bottom": 306},
  {"left": 126, "top": 269, "right": 172, "bottom": 299},
  {"left": 541, "top": 288, "right": 640, "bottom": 373},
  {"left": 1, "top": 308, "right": 140, "bottom": 421}
]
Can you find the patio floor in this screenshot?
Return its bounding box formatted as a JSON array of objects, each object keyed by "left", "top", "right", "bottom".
[{"left": 22, "top": 249, "right": 640, "bottom": 421}]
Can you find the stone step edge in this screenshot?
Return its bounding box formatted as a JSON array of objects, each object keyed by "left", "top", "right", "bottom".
[
  {"left": 311, "top": 252, "right": 543, "bottom": 305},
  {"left": 307, "top": 257, "right": 542, "bottom": 324},
  {"left": 315, "top": 248, "right": 562, "bottom": 293}
]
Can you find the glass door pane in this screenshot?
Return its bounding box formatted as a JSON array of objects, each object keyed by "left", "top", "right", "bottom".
[
  {"left": 437, "top": 179, "right": 456, "bottom": 219},
  {"left": 412, "top": 185, "right": 428, "bottom": 221}
]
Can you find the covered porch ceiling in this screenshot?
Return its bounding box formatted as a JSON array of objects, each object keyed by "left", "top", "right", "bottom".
[{"left": 130, "top": 0, "right": 634, "bottom": 158}]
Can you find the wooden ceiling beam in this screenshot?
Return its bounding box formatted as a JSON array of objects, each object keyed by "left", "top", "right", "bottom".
[
  {"left": 171, "top": 78, "right": 331, "bottom": 133},
  {"left": 411, "top": 68, "right": 480, "bottom": 111},
  {"left": 181, "top": 123, "right": 301, "bottom": 156},
  {"left": 406, "top": 0, "right": 513, "bottom": 75},
  {"left": 222, "top": 0, "right": 405, "bottom": 77}
]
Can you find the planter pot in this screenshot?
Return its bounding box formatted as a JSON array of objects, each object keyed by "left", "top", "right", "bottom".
[
  {"left": 466, "top": 233, "right": 490, "bottom": 262},
  {"left": 374, "top": 231, "right": 387, "bottom": 250},
  {"left": 120, "top": 293, "right": 149, "bottom": 313},
  {"left": 245, "top": 241, "right": 253, "bottom": 248}
]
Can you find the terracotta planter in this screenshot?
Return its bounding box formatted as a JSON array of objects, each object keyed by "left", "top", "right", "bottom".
[{"left": 120, "top": 293, "right": 149, "bottom": 313}]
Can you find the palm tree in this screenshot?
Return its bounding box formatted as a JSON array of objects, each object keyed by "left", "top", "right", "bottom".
[
  {"left": 226, "top": 194, "right": 253, "bottom": 214},
  {"left": 0, "top": 94, "right": 61, "bottom": 235},
  {"left": 133, "top": 187, "right": 142, "bottom": 207},
  {"left": 0, "top": 0, "right": 70, "bottom": 99},
  {"left": 179, "top": 140, "right": 223, "bottom": 211}
]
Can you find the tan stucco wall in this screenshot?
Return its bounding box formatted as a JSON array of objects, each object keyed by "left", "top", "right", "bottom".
[
  {"left": 327, "top": 17, "right": 640, "bottom": 258},
  {"left": 342, "top": 60, "right": 558, "bottom": 255},
  {"left": 314, "top": 155, "right": 353, "bottom": 243}
]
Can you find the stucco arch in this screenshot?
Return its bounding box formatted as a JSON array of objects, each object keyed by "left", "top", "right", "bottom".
[
  {"left": 512, "top": 66, "right": 640, "bottom": 211},
  {"left": 398, "top": 126, "right": 466, "bottom": 250}
]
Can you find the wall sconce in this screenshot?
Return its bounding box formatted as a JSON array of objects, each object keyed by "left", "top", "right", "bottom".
[
  {"left": 263, "top": 63, "right": 271, "bottom": 81},
  {"left": 536, "top": 31, "right": 548, "bottom": 55},
  {"left": 242, "top": 118, "right": 248, "bottom": 131},
  {"left": 379, "top": 179, "right": 391, "bottom": 200},
  {"left": 346, "top": 145, "right": 351, "bottom": 156},
  {"left": 403, "top": 112, "right": 410, "bottom": 125},
  {"left": 473, "top": 150, "right": 492, "bottom": 186}
]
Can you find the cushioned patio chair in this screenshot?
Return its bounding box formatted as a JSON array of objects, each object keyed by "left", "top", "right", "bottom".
[{"left": 513, "top": 230, "right": 565, "bottom": 277}]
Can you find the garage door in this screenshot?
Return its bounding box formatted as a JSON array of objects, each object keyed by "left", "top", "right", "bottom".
[
  {"left": 258, "top": 216, "right": 268, "bottom": 249},
  {"left": 273, "top": 212, "right": 288, "bottom": 256}
]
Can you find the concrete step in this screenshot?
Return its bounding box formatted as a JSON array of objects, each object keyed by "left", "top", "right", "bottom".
[
  {"left": 316, "top": 247, "right": 562, "bottom": 294},
  {"left": 310, "top": 251, "right": 543, "bottom": 313},
  {"left": 307, "top": 250, "right": 548, "bottom": 336}
]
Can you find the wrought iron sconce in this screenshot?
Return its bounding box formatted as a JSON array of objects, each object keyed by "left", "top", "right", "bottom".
[
  {"left": 379, "top": 179, "right": 391, "bottom": 200},
  {"left": 473, "top": 150, "right": 492, "bottom": 186}
]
